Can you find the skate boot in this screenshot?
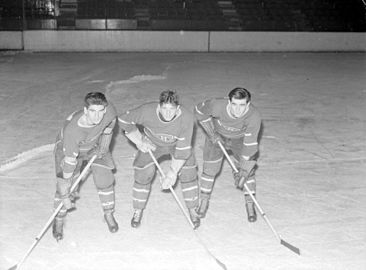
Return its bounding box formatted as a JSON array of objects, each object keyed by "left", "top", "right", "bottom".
[
  {"left": 245, "top": 202, "right": 257, "bottom": 223},
  {"left": 52, "top": 217, "right": 64, "bottom": 241},
  {"left": 197, "top": 197, "right": 210, "bottom": 218},
  {"left": 104, "top": 211, "right": 119, "bottom": 233},
  {"left": 131, "top": 209, "right": 143, "bottom": 228},
  {"left": 189, "top": 208, "right": 201, "bottom": 229}
]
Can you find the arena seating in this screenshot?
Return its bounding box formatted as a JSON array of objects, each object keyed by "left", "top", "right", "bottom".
[{"left": 0, "top": 0, "right": 365, "bottom": 31}]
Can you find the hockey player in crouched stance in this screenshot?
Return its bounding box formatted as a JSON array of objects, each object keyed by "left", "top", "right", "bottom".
[
  {"left": 118, "top": 90, "right": 200, "bottom": 229},
  {"left": 52, "top": 92, "right": 119, "bottom": 241},
  {"left": 195, "top": 87, "right": 262, "bottom": 222}
]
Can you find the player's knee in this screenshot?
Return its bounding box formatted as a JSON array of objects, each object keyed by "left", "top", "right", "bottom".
[
  {"left": 203, "top": 159, "right": 222, "bottom": 177},
  {"left": 92, "top": 167, "right": 115, "bottom": 189},
  {"left": 134, "top": 163, "right": 155, "bottom": 185}
]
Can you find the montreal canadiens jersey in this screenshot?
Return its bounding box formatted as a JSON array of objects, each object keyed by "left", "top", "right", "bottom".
[
  {"left": 195, "top": 97, "right": 261, "bottom": 159},
  {"left": 118, "top": 102, "right": 194, "bottom": 160}
]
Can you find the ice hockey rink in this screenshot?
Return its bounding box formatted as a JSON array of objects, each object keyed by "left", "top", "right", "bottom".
[{"left": 0, "top": 51, "right": 365, "bottom": 270}]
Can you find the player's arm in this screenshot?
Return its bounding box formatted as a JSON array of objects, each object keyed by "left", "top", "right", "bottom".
[
  {"left": 234, "top": 113, "right": 261, "bottom": 188},
  {"left": 161, "top": 114, "right": 193, "bottom": 190},
  {"left": 57, "top": 129, "right": 80, "bottom": 209},
  {"left": 241, "top": 113, "right": 261, "bottom": 161},
  {"left": 118, "top": 108, "right": 156, "bottom": 152},
  {"left": 92, "top": 118, "right": 116, "bottom": 158},
  {"left": 195, "top": 99, "right": 221, "bottom": 143},
  {"left": 61, "top": 129, "right": 80, "bottom": 179}
]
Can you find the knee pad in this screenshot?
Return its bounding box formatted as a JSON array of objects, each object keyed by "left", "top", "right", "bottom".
[
  {"left": 93, "top": 152, "right": 115, "bottom": 170},
  {"left": 92, "top": 166, "right": 115, "bottom": 190},
  {"left": 203, "top": 157, "right": 222, "bottom": 177},
  {"left": 134, "top": 162, "right": 156, "bottom": 185},
  {"left": 179, "top": 163, "right": 198, "bottom": 184}
]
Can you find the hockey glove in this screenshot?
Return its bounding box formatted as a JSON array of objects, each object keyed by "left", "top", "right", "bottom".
[
  {"left": 208, "top": 132, "right": 223, "bottom": 144},
  {"left": 161, "top": 167, "right": 178, "bottom": 190},
  {"left": 56, "top": 177, "right": 76, "bottom": 210},
  {"left": 234, "top": 160, "right": 256, "bottom": 190},
  {"left": 136, "top": 136, "right": 156, "bottom": 153},
  {"left": 199, "top": 118, "right": 222, "bottom": 144}
]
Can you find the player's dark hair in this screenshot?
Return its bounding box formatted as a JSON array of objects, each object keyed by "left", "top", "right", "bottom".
[
  {"left": 159, "top": 89, "right": 179, "bottom": 106},
  {"left": 84, "top": 92, "right": 108, "bottom": 108},
  {"left": 228, "top": 87, "right": 251, "bottom": 102}
]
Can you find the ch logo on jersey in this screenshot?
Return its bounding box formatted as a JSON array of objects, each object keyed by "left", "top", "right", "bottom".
[
  {"left": 217, "top": 120, "right": 245, "bottom": 132},
  {"left": 144, "top": 127, "right": 177, "bottom": 143},
  {"left": 158, "top": 134, "right": 176, "bottom": 143}
]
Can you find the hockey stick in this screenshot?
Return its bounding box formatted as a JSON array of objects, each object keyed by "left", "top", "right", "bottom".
[
  {"left": 148, "top": 150, "right": 227, "bottom": 270},
  {"left": 217, "top": 141, "right": 301, "bottom": 255},
  {"left": 147, "top": 150, "right": 195, "bottom": 229},
  {"left": 8, "top": 155, "right": 98, "bottom": 270}
]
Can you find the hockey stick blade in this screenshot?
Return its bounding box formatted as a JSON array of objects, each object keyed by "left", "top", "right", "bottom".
[
  {"left": 8, "top": 264, "right": 17, "bottom": 270},
  {"left": 280, "top": 239, "right": 301, "bottom": 255}
]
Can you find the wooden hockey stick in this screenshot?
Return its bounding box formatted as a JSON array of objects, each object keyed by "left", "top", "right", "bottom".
[
  {"left": 8, "top": 155, "right": 98, "bottom": 270},
  {"left": 147, "top": 150, "right": 196, "bottom": 229},
  {"left": 148, "top": 150, "right": 227, "bottom": 270},
  {"left": 218, "top": 141, "right": 301, "bottom": 255}
]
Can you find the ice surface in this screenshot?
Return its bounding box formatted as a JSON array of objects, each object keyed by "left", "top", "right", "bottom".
[{"left": 0, "top": 52, "right": 365, "bottom": 270}]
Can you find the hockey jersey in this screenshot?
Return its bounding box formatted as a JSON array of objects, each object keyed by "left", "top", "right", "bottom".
[
  {"left": 56, "top": 103, "right": 117, "bottom": 178},
  {"left": 118, "top": 102, "right": 194, "bottom": 160},
  {"left": 195, "top": 97, "right": 261, "bottom": 159}
]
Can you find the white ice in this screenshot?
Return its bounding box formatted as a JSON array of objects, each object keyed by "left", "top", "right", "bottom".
[{"left": 0, "top": 52, "right": 365, "bottom": 270}]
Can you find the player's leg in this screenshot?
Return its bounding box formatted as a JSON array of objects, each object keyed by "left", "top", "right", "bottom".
[
  {"left": 130, "top": 150, "right": 159, "bottom": 228},
  {"left": 197, "top": 138, "right": 223, "bottom": 218},
  {"left": 52, "top": 142, "right": 82, "bottom": 240},
  {"left": 91, "top": 152, "right": 119, "bottom": 232},
  {"left": 178, "top": 154, "right": 200, "bottom": 228},
  {"left": 231, "top": 140, "right": 257, "bottom": 222}
]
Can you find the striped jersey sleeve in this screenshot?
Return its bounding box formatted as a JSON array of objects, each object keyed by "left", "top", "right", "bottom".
[
  {"left": 61, "top": 126, "right": 80, "bottom": 179},
  {"left": 241, "top": 110, "right": 261, "bottom": 160},
  {"left": 174, "top": 111, "right": 194, "bottom": 160}
]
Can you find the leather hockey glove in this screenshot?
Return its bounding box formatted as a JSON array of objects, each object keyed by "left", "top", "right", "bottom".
[
  {"left": 199, "top": 118, "right": 222, "bottom": 144},
  {"left": 136, "top": 136, "right": 156, "bottom": 153},
  {"left": 56, "top": 177, "right": 76, "bottom": 210},
  {"left": 161, "top": 167, "right": 178, "bottom": 190},
  {"left": 208, "top": 132, "right": 223, "bottom": 144},
  {"left": 234, "top": 160, "right": 256, "bottom": 190}
]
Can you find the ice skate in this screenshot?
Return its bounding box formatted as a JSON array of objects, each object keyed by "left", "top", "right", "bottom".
[
  {"left": 131, "top": 209, "right": 143, "bottom": 228},
  {"left": 189, "top": 208, "right": 201, "bottom": 229},
  {"left": 104, "top": 211, "right": 119, "bottom": 233},
  {"left": 197, "top": 197, "right": 210, "bottom": 218},
  {"left": 52, "top": 217, "right": 64, "bottom": 241},
  {"left": 245, "top": 202, "right": 257, "bottom": 222}
]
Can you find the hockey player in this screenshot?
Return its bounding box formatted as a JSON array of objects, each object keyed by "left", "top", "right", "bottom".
[
  {"left": 195, "top": 87, "right": 262, "bottom": 222},
  {"left": 118, "top": 90, "right": 200, "bottom": 229},
  {"left": 52, "top": 92, "right": 118, "bottom": 241}
]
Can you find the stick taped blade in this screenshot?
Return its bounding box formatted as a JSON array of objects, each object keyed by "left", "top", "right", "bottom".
[
  {"left": 8, "top": 265, "right": 17, "bottom": 270},
  {"left": 280, "top": 239, "right": 301, "bottom": 255}
]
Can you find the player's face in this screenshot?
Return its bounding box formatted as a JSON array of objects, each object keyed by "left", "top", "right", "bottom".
[
  {"left": 229, "top": 98, "right": 249, "bottom": 118},
  {"left": 159, "top": 103, "right": 179, "bottom": 122},
  {"left": 84, "top": 104, "right": 106, "bottom": 125}
]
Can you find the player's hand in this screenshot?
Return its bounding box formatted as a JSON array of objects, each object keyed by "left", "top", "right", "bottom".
[
  {"left": 208, "top": 132, "right": 223, "bottom": 144},
  {"left": 161, "top": 168, "right": 178, "bottom": 190},
  {"left": 234, "top": 160, "right": 256, "bottom": 189},
  {"left": 137, "top": 137, "right": 156, "bottom": 153},
  {"left": 61, "top": 195, "right": 76, "bottom": 210},
  {"left": 87, "top": 147, "right": 104, "bottom": 159}
]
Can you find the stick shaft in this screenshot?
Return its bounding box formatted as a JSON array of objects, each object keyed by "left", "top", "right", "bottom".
[
  {"left": 217, "top": 142, "right": 281, "bottom": 241},
  {"left": 148, "top": 150, "right": 195, "bottom": 229},
  {"left": 15, "top": 155, "right": 97, "bottom": 270}
]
